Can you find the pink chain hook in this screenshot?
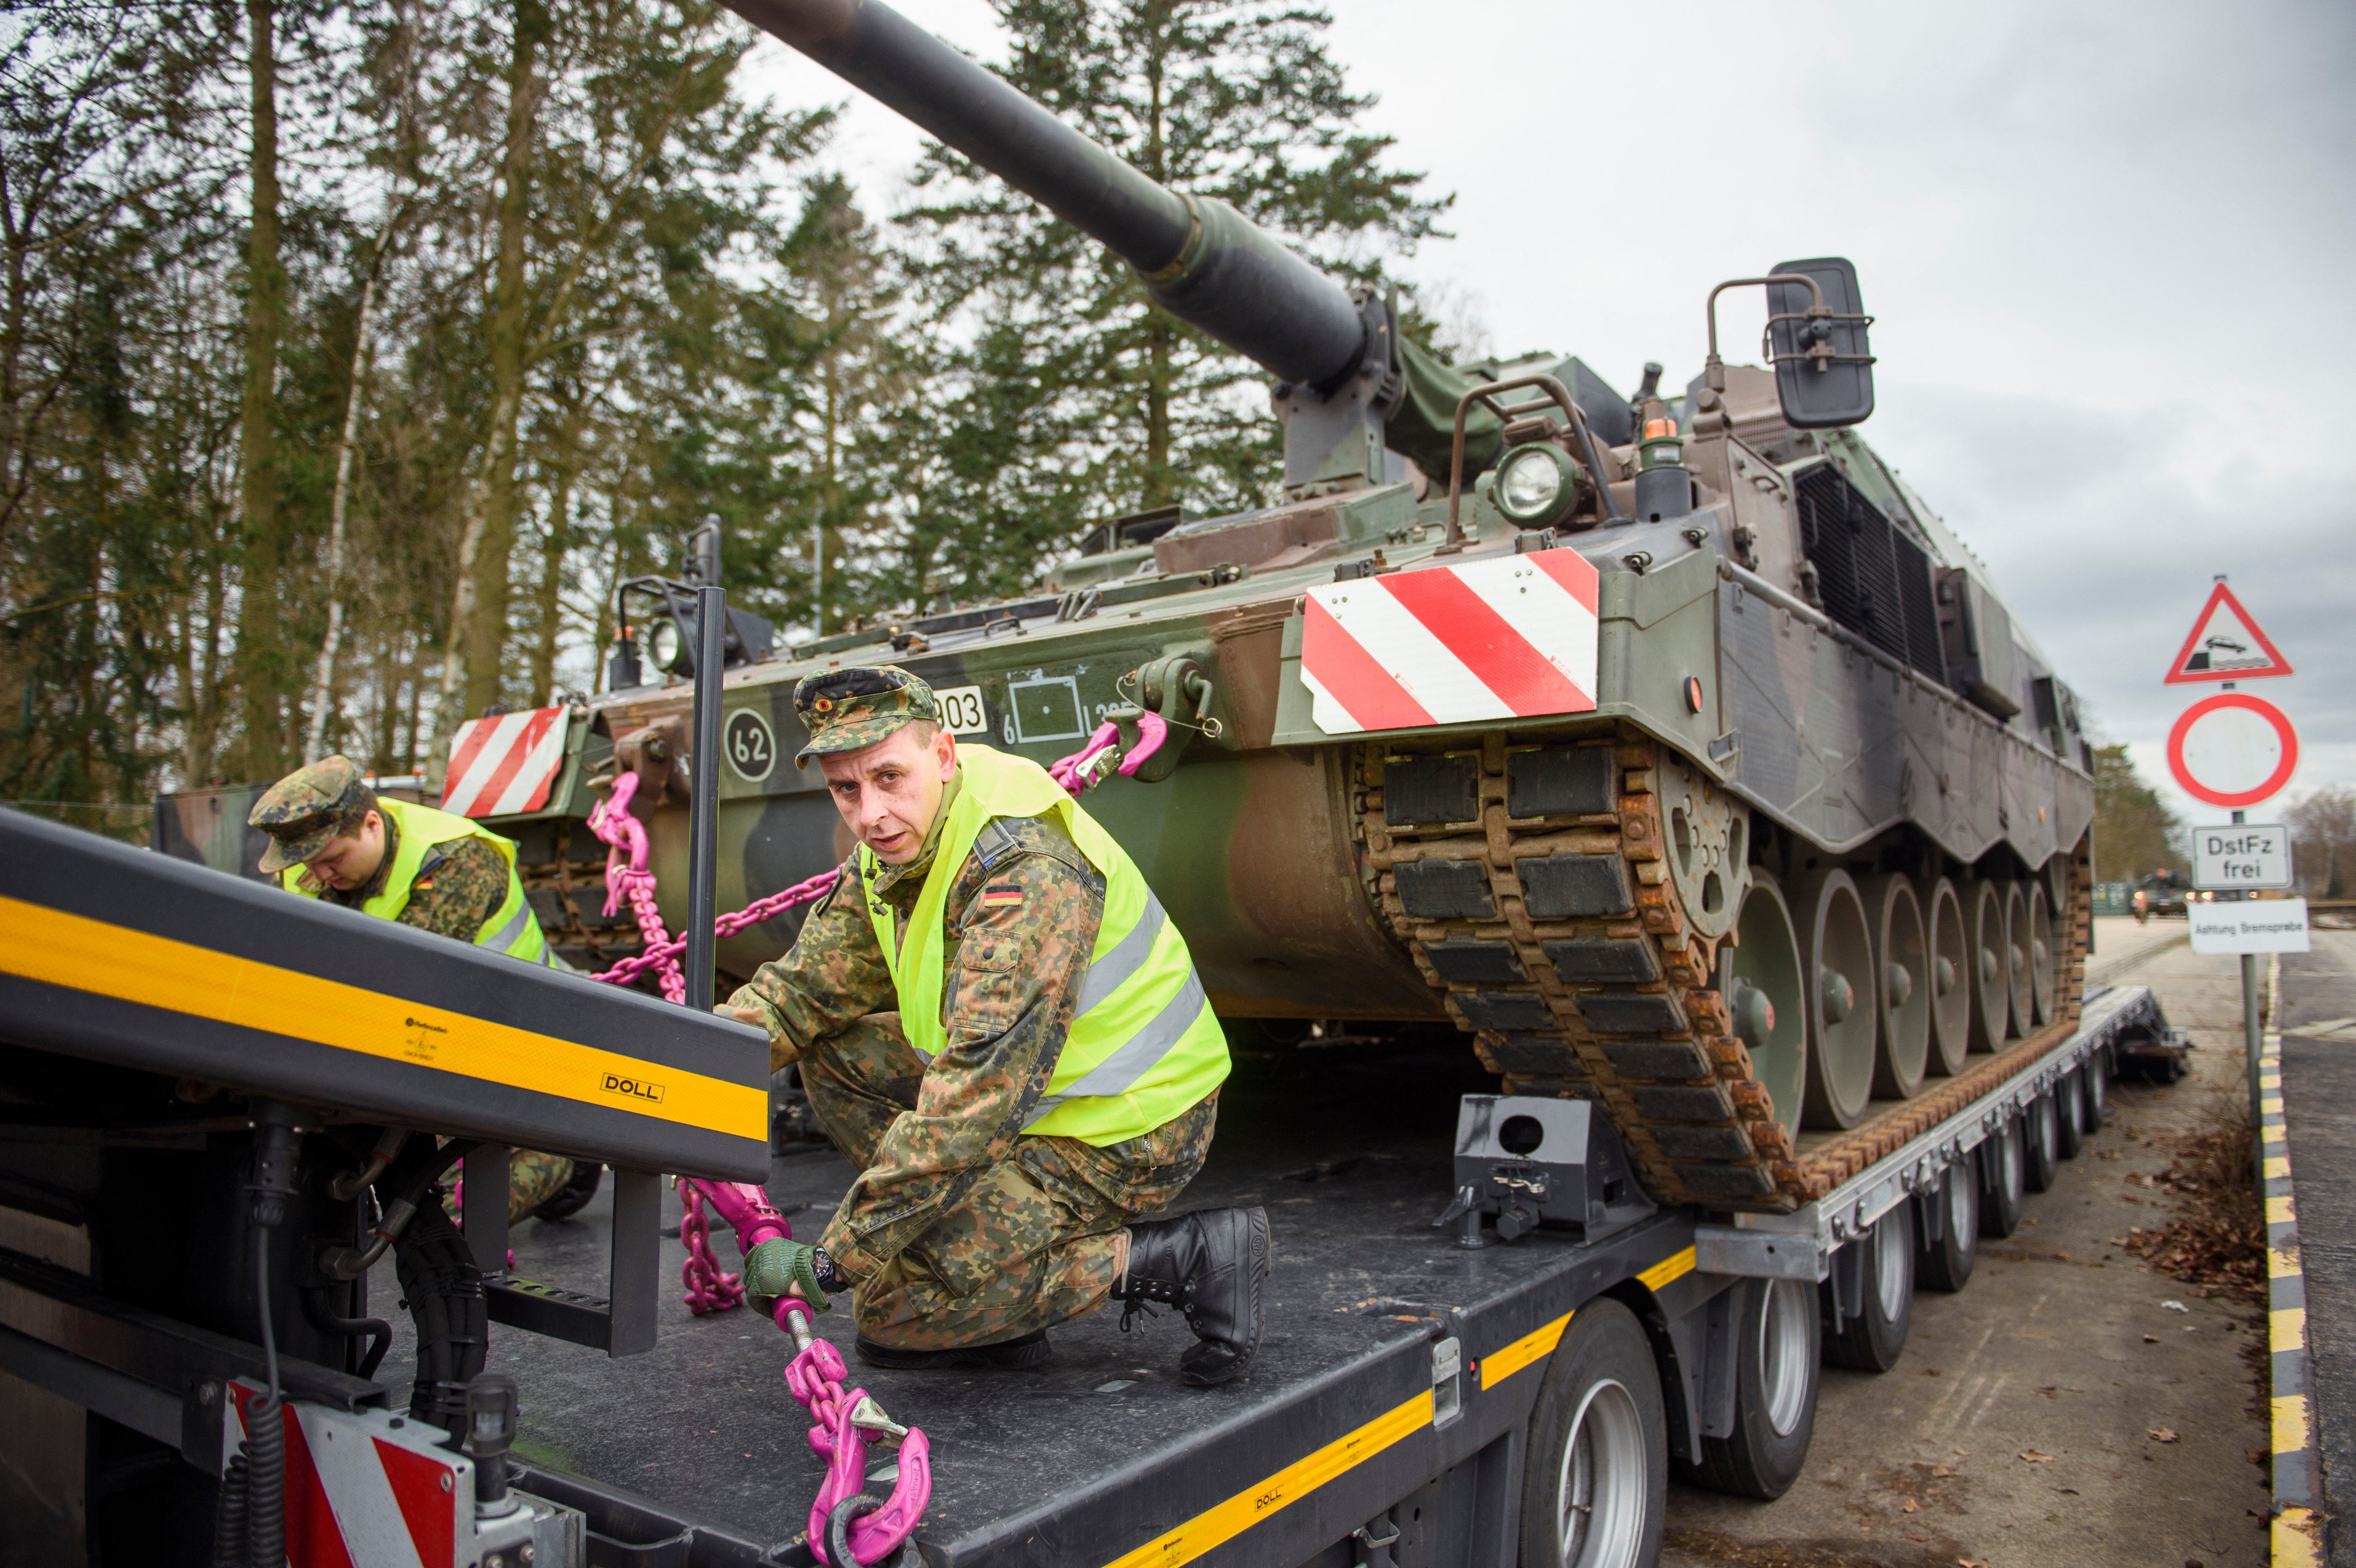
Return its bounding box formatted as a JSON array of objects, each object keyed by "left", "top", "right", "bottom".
[{"left": 679, "top": 1179, "right": 932, "bottom": 1565}]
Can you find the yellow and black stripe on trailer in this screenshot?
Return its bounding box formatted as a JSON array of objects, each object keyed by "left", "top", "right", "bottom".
[
  {"left": 0, "top": 807, "right": 768, "bottom": 1181},
  {"left": 943, "top": 1220, "right": 1705, "bottom": 1568}
]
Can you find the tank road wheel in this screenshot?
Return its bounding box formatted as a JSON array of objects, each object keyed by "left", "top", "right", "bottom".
[
  {"left": 1726, "top": 878, "right": 1810, "bottom": 1147},
  {"left": 1824, "top": 1202, "right": 1915, "bottom": 1373},
  {"left": 1978, "top": 1122, "right": 2026, "bottom": 1238},
  {"left": 1964, "top": 881, "right": 2010, "bottom": 1055},
  {"left": 1517, "top": 1298, "right": 1666, "bottom": 1568},
  {"left": 1860, "top": 875, "right": 1931, "bottom": 1101},
  {"left": 1923, "top": 877, "right": 1972, "bottom": 1076},
  {"left": 1918, "top": 1159, "right": 1979, "bottom": 1292},
  {"left": 2055, "top": 1070, "right": 2085, "bottom": 1160},
  {"left": 2003, "top": 882, "right": 2035, "bottom": 1039},
  {"left": 2021, "top": 1095, "right": 2061, "bottom": 1193},
  {"left": 1794, "top": 871, "right": 1877, "bottom": 1131},
  {"left": 1691, "top": 1278, "right": 1821, "bottom": 1500},
  {"left": 2027, "top": 880, "right": 2059, "bottom": 1026},
  {"left": 1660, "top": 753, "right": 1745, "bottom": 945}
]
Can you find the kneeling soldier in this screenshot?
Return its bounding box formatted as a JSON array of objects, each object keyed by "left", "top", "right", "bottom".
[{"left": 724, "top": 666, "right": 1269, "bottom": 1384}]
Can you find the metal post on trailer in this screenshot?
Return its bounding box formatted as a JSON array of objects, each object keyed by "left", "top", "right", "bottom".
[{"left": 688, "top": 584, "right": 725, "bottom": 1015}]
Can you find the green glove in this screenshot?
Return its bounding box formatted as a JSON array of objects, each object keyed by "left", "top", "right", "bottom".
[{"left": 742, "top": 1238, "right": 832, "bottom": 1312}]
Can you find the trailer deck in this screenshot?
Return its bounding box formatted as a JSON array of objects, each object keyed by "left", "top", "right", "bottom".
[
  {"left": 380, "top": 1035, "right": 1703, "bottom": 1566},
  {"left": 374, "top": 984, "right": 2166, "bottom": 1567}
]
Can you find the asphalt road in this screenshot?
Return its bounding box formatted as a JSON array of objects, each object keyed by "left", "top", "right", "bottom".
[{"left": 1661, "top": 925, "right": 2272, "bottom": 1568}]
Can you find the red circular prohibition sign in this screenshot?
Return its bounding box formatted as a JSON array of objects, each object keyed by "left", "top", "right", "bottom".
[{"left": 2166, "top": 692, "right": 2299, "bottom": 809}]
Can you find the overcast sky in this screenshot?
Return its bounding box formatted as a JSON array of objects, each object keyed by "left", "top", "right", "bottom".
[{"left": 733, "top": 0, "right": 2356, "bottom": 833}]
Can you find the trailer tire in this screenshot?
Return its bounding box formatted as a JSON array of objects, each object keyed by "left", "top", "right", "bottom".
[
  {"left": 1978, "top": 1122, "right": 2025, "bottom": 1239},
  {"left": 2054, "top": 1072, "right": 2084, "bottom": 1161},
  {"left": 2023, "top": 1093, "right": 2061, "bottom": 1193},
  {"left": 1919, "top": 1159, "right": 1978, "bottom": 1292},
  {"left": 1691, "top": 1279, "right": 1819, "bottom": 1501},
  {"left": 1517, "top": 1297, "right": 1665, "bottom": 1568},
  {"left": 2083, "top": 1053, "right": 2108, "bottom": 1128},
  {"left": 1824, "top": 1203, "right": 1914, "bottom": 1372}
]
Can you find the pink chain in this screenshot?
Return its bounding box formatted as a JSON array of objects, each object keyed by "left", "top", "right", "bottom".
[
  {"left": 677, "top": 1180, "right": 744, "bottom": 1314},
  {"left": 586, "top": 773, "right": 686, "bottom": 1002},
  {"left": 680, "top": 1179, "right": 931, "bottom": 1565}
]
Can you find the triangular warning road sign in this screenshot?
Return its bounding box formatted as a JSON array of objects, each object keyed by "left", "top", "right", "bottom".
[{"left": 2164, "top": 582, "right": 2292, "bottom": 684}]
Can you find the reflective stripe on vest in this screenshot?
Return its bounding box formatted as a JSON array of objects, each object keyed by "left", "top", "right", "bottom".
[
  {"left": 860, "top": 746, "right": 1228, "bottom": 1147},
  {"left": 279, "top": 797, "right": 550, "bottom": 965}
]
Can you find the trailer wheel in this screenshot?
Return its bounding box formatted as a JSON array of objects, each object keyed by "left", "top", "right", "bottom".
[
  {"left": 1517, "top": 1297, "right": 1665, "bottom": 1568},
  {"left": 2082, "top": 1053, "right": 2108, "bottom": 1128},
  {"left": 1824, "top": 1203, "right": 1914, "bottom": 1372},
  {"left": 1919, "top": 1159, "right": 1978, "bottom": 1292},
  {"left": 2023, "top": 1094, "right": 2061, "bottom": 1193},
  {"left": 1978, "top": 1122, "right": 2025, "bottom": 1239},
  {"left": 2054, "top": 1072, "right": 2084, "bottom": 1161},
  {"left": 1690, "top": 1279, "right": 1819, "bottom": 1501}
]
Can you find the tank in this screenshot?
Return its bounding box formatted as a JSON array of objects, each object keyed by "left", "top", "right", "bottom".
[{"left": 479, "top": 0, "right": 2097, "bottom": 1210}]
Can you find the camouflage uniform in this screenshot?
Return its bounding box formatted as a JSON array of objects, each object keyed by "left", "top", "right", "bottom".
[
  {"left": 730, "top": 670, "right": 1218, "bottom": 1350},
  {"left": 251, "top": 758, "right": 575, "bottom": 1223}
]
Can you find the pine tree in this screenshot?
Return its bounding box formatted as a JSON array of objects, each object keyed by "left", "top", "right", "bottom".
[{"left": 896, "top": 0, "right": 1449, "bottom": 593}]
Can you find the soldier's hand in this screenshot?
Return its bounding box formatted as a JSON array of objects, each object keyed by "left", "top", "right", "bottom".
[
  {"left": 742, "top": 1238, "right": 832, "bottom": 1310},
  {"left": 714, "top": 1005, "right": 767, "bottom": 1028}
]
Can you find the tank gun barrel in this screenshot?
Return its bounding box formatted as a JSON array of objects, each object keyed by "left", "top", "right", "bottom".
[{"left": 724, "top": 0, "right": 1372, "bottom": 392}]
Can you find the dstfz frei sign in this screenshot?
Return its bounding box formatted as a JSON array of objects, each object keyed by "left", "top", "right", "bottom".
[{"left": 2192, "top": 824, "right": 2292, "bottom": 891}]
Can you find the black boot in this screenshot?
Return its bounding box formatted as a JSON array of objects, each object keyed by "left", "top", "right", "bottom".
[
  {"left": 1116, "top": 1207, "right": 1270, "bottom": 1386},
  {"left": 854, "top": 1329, "right": 1052, "bottom": 1371}
]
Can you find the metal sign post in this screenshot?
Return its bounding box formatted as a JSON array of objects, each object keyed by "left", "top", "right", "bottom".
[{"left": 687, "top": 585, "right": 727, "bottom": 1014}]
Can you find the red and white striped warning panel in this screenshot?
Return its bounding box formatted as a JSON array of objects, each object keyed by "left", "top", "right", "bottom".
[
  {"left": 1301, "top": 548, "right": 1601, "bottom": 734},
  {"left": 442, "top": 706, "right": 569, "bottom": 817},
  {"left": 227, "top": 1383, "right": 464, "bottom": 1568}
]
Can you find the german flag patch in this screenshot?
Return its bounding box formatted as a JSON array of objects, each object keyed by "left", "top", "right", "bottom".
[{"left": 979, "top": 883, "right": 1025, "bottom": 910}]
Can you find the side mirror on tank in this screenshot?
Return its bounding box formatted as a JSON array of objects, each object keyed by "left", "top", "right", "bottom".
[
  {"left": 1766, "top": 256, "right": 1874, "bottom": 428},
  {"left": 1699, "top": 258, "right": 1876, "bottom": 430}
]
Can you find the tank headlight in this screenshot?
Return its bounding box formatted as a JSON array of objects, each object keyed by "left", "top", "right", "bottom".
[
  {"left": 1493, "top": 444, "right": 1581, "bottom": 529},
  {"left": 646, "top": 615, "right": 689, "bottom": 676}
]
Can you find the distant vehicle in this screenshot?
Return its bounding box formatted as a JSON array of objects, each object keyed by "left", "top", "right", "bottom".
[{"left": 2132, "top": 869, "right": 2201, "bottom": 921}]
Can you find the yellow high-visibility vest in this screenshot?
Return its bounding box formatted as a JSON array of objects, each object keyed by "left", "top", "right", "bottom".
[
  {"left": 860, "top": 745, "right": 1228, "bottom": 1146},
  {"left": 279, "top": 796, "right": 550, "bottom": 965}
]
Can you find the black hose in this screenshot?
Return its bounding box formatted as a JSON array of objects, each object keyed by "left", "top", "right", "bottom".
[
  {"left": 393, "top": 1192, "right": 486, "bottom": 1438},
  {"left": 209, "top": 1455, "right": 249, "bottom": 1568},
  {"left": 300, "top": 1285, "right": 394, "bottom": 1381},
  {"left": 245, "top": 1232, "right": 284, "bottom": 1568}
]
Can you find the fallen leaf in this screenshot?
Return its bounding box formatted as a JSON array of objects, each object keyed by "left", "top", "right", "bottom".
[
  {"left": 2053, "top": 1251, "right": 2074, "bottom": 1261},
  {"left": 2162, "top": 1298, "right": 2190, "bottom": 1312},
  {"left": 1902, "top": 1498, "right": 1920, "bottom": 1513},
  {"left": 1906, "top": 1532, "right": 1931, "bottom": 1542},
  {"left": 1933, "top": 1464, "right": 1957, "bottom": 1477},
  {"left": 2150, "top": 1427, "right": 2180, "bottom": 1443},
  {"left": 2020, "top": 1449, "right": 2057, "bottom": 1462},
  {"left": 2143, "top": 1334, "right": 2162, "bottom": 1343},
  {"left": 1925, "top": 1367, "right": 1943, "bottom": 1376}
]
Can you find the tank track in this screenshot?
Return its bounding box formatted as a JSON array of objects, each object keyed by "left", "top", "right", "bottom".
[
  {"left": 1354, "top": 729, "right": 2093, "bottom": 1212},
  {"left": 513, "top": 819, "right": 645, "bottom": 976}
]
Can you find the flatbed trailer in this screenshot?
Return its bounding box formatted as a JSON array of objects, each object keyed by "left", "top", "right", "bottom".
[
  {"left": 0, "top": 804, "right": 2174, "bottom": 1567},
  {"left": 444, "top": 985, "right": 2163, "bottom": 1568}
]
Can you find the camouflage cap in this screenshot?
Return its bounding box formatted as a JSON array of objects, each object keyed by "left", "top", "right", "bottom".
[
  {"left": 248, "top": 755, "right": 375, "bottom": 873},
  {"left": 793, "top": 666, "right": 938, "bottom": 767}
]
